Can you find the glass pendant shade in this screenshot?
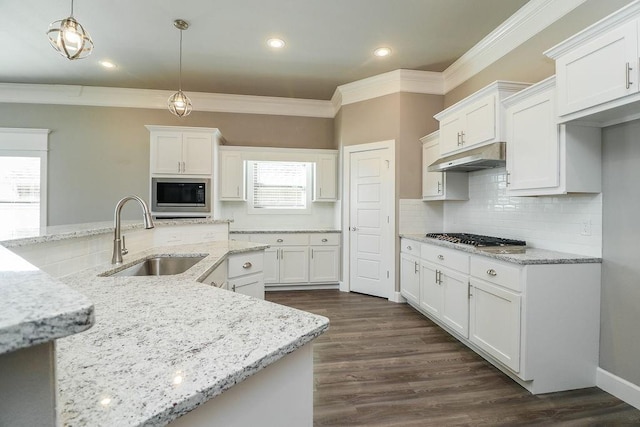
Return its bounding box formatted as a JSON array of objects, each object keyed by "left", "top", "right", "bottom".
[
  {"left": 47, "top": 2, "right": 93, "bottom": 60},
  {"left": 168, "top": 90, "right": 193, "bottom": 117}
]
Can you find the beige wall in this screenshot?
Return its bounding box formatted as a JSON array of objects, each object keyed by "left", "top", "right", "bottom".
[
  {"left": 0, "top": 103, "right": 334, "bottom": 225},
  {"left": 444, "top": 0, "right": 634, "bottom": 107}
]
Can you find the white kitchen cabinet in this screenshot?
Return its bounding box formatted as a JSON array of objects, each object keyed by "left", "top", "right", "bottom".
[
  {"left": 504, "top": 77, "right": 601, "bottom": 196},
  {"left": 313, "top": 153, "right": 338, "bottom": 202},
  {"left": 469, "top": 277, "right": 521, "bottom": 373},
  {"left": 148, "top": 128, "right": 216, "bottom": 175},
  {"left": 279, "top": 246, "right": 310, "bottom": 283},
  {"left": 434, "top": 81, "right": 530, "bottom": 157},
  {"left": 227, "top": 251, "right": 265, "bottom": 299},
  {"left": 400, "top": 238, "right": 421, "bottom": 305},
  {"left": 545, "top": 2, "right": 640, "bottom": 125},
  {"left": 401, "top": 238, "right": 601, "bottom": 394},
  {"left": 419, "top": 244, "right": 470, "bottom": 339},
  {"left": 420, "top": 131, "right": 468, "bottom": 201},
  {"left": 309, "top": 234, "right": 340, "bottom": 283},
  {"left": 218, "top": 149, "right": 246, "bottom": 201}
]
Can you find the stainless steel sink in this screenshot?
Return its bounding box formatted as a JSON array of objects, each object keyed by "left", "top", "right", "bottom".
[{"left": 105, "top": 255, "right": 206, "bottom": 277}]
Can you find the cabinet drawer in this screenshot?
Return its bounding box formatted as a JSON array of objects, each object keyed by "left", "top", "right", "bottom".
[
  {"left": 309, "top": 233, "right": 340, "bottom": 245},
  {"left": 250, "top": 233, "right": 309, "bottom": 246},
  {"left": 229, "top": 233, "right": 251, "bottom": 242},
  {"left": 228, "top": 251, "right": 264, "bottom": 278},
  {"left": 401, "top": 239, "right": 421, "bottom": 257},
  {"left": 421, "top": 244, "right": 469, "bottom": 273},
  {"left": 470, "top": 257, "right": 521, "bottom": 292}
]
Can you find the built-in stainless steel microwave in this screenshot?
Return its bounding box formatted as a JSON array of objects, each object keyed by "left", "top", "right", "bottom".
[{"left": 151, "top": 177, "right": 211, "bottom": 214}]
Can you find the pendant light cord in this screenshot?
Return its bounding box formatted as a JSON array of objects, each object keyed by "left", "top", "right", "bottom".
[
  {"left": 178, "top": 29, "right": 183, "bottom": 91},
  {"left": 70, "top": 0, "right": 74, "bottom": 16}
]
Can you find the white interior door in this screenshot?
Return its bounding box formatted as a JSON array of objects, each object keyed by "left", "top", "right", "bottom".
[{"left": 348, "top": 148, "right": 392, "bottom": 299}]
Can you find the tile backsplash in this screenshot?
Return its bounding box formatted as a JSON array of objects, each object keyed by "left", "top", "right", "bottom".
[{"left": 401, "top": 168, "right": 602, "bottom": 257}]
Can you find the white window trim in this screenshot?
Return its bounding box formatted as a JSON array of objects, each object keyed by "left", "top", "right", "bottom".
[
  {"left": 0, "top": 128, "right": 50, "bottom": 228},
  {"left": 246, "top": 160, "right": 313, "bottom": 215}
]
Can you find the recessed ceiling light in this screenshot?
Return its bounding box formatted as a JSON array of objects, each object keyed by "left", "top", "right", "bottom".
[
  {"left": 99, "top": 60, "right": 116, "bottom": 69},
  {"left": 373, "top": 47, "right": 392, "bottom": 57},
  {"left": 267, "top": 38, "right": 285, "bottom": 49}
]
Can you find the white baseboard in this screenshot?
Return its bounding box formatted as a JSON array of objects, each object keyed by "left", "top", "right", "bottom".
[
  {"left": 596, "top": 367, "right": 640, "bottom": 410},
  {"left": 388, "top": 292, "right": 406, "bottom": 303}
]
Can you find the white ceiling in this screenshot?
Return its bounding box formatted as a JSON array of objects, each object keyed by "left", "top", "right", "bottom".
[{"left": 1, "top": 0, "right": 529, "bottom": 100}]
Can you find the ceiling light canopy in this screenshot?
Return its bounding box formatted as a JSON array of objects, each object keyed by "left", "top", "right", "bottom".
[
  {"left": 373, "top": 47, "right": 392, "bottom": 58},
  {"left": 267, "top": 38, "right": 286, "bottom": 49},
  {"left": 168, "top": 19, "right": 192, "bottom": 118},
  {"left": 47, "top": 0, "right": 93, "bottom": 60}
]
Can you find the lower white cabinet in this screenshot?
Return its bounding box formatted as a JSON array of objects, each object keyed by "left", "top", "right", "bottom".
[
  {"left": 233, "top": 233, "right": 341, "bottom": 289},
  {"left": 400, "top": 238, "right": 601, "bottom": 394},
  {"left": 227, "top": 251, "right": 265, "bottom": 299}
]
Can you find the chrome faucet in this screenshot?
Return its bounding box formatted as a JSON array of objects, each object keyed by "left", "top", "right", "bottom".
[{"left": 111, "top": 195, "right": 155, "bottom": 264}]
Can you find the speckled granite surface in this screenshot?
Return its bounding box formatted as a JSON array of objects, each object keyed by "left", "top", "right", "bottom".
[
  {"left": 230, "top": 229, "right": 341, "bottom": 234},
  {"left": 400, "top": 234, "right": 601, "bottom": 265},
  {"left": 0, "top": 246, "right": 94, "bottom": 355},
  {"left": 0, "top": 218, "right": 232, "bottom": 248},
  {"left": 56, "top": 240, "right": 329, "bottom": 427}
]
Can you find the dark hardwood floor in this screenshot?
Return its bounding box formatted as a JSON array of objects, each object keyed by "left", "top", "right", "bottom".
[{"left": 266, "top": 290, "right": 640, "bottom": 426}]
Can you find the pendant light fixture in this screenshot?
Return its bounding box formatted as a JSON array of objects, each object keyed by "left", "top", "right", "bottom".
[
  {"left": 47, "top": 0, "right": 93, "bottom": 60},
  {"left": 168, "top": 19, "right": 192, "bottom": 117}
]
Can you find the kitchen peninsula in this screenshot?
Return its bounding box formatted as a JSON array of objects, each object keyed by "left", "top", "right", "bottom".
[{"left": 0, "top": 220, "right": 329, "bottom": 426}]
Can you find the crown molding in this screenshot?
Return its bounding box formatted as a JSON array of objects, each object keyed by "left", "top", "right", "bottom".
[
  {"left": 0, "top": 83, "right": 335, "bottom": 118},
  {"left": 334, "top": 69, "right": 444, "bottom": 108},
  {"left": 442, "top": 0, "right": 587, "bottom": 93}
]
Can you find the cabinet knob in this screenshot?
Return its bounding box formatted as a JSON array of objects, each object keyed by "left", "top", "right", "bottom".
[
  {"left": 242, "top": 262, "right": 252, "bottom": 269},
  {"left": 276, "top": 238, "right": 284, "bottom": 243},
  {"left": 407, "top": 245, "right": 412, "bottom": 251},
  {"left": 487, "top": 269, "right": 497, "bottom": 276},
  {"left": 322, "top": 238, "right": 328, "bottom": 242},
  {"left": 437, "top": 254, "right": 444, "bottom": 260}
]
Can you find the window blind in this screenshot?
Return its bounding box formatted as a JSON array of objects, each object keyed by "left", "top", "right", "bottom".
[{"left": 251, "top": 161, "right": 307, "bottom": 209}]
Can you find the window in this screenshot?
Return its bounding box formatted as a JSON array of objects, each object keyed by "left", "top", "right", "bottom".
[
  {"left": 0, "top": 128, "right": 49, "bottom": 237},
  {"left": 247, "top": 161, "right": 312, "bottom": 213}
]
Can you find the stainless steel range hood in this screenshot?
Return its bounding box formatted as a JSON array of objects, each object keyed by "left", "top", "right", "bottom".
[{"left": 427, "top": 142, "right": 506, "bottom": 172}]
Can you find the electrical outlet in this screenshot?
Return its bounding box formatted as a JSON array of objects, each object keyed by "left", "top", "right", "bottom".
[{"left": 581, "top": 219, "right": 592, "bottom": 236}]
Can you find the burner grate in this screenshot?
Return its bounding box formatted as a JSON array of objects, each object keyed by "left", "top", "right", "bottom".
[{"left": 425, "top": 233, "right": 526, "bottom": 248}]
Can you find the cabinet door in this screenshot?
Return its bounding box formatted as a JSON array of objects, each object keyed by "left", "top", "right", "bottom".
[
  {"left": 230, "top": 273, "right": 265, "bottom": 300},
  {"left": 506, "top": 87, "right": 559, "bottom": 192},
  {"left": 279, "top": 247, "right": 309, "bottom": 283},
  {"left": 314, "top": 155, "right": 337, "bottom": 201},
  {"left": 469, "top": 278, "right": 521, "bottom": 372},
  {"left": 151, "top": 133, "right": 183, "bottom": 174},
  {"left": 422, "top": 143, "right": 444, "bottom": 198},
  {"left": 439, "top": 114, "right": 463, "bottom": 156},
  {"left": 463, "top": 95, "right": 496, "bottom": 148},
  {"left": 556, "top": 20, "right": 638, "bottom": 116},
  {"left": 400, "top": 253, "right": 420, "bottom": 305},
  {"left": 309, "top": 246, "right": 340, "bottom": 283},
  {"left": 182, "top": 133, "right": 213, "bottom": 175},
  {"left": 219, "top": 151, "right": 246, "bottom": 200},
  {"left": 262, "top": 248, "right": 279, "bottom": 284},
  {"left": 440, "top": 268, "right": 469, "bottom": 339},
  {"left": 419, "top": 261, "right": 442, "bottom": 317}
]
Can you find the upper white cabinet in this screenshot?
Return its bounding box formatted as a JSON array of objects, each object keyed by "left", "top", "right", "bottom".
[
  {"left": 313, "top": 153, "right": 338, "bottom": 202},
  {"left": 434, "top": 81, "right": 530, "bottom": 157},
  {"left": 147, "top": 126, "right": 220, "bottom": 175},
  {"left": 218, "top": 148, "right": 246, "bottom": 201},
  {"left": 420, "top": 131, "right": 468, "bottom": 201},
  {"left": 545, "top": 2, "right": 640, "bottom": 125},
  {"left": 504, "top": 77, "right": 601, "bottom": 196}
]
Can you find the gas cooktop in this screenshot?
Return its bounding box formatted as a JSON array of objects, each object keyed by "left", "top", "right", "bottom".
[{"left": 425, "top": 233, "right": 527, "bottom": 254}]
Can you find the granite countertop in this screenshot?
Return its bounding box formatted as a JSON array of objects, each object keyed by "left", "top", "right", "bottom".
[
  {"left": 0, "top": 245, "right": 94, "bottom": 355},
  {"left": 56, "top": 240, "right": 329, "bottom": 426},
  {"left": 400, "top": 234, "right": 602, "bottom": 265},
  {"left": 230, "top": 229, "right": 341, "bottom": 234},
  {"left": 0, "top": 218, "right": 232, "bottom": 248}
]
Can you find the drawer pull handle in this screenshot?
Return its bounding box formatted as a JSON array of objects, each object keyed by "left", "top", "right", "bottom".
[
  {"left": 487, "top": 269, "right": 497, "bottom": 276},
  {"left": 276, "top": 238, "right": 284, "bottom": 243},
  {"left": 322, "top": 238, "right": 328, "bottom": 242},
  {"left": 407, "top": 245, "right": 412, "bottom": 250},
  {"left": 242, "top": 262, "right": 252, "bottom": 269},
  {"left": 437, "top": 255, "right": 444, "bottom": 260}
]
